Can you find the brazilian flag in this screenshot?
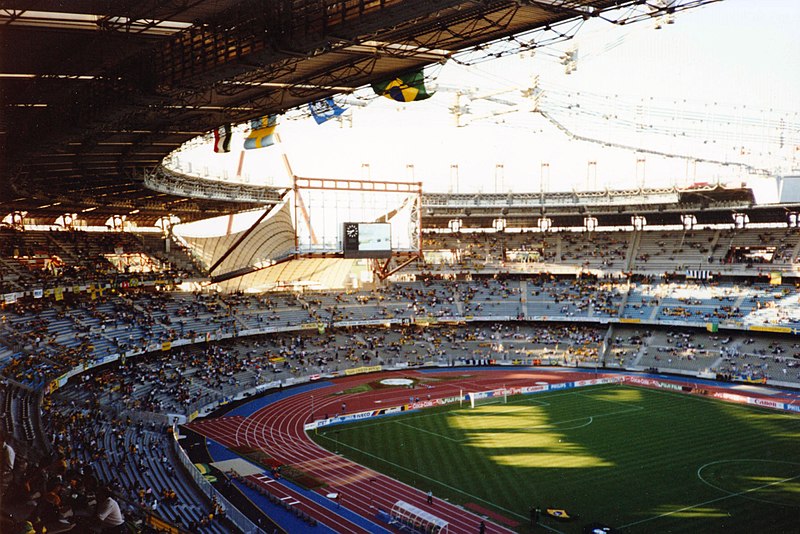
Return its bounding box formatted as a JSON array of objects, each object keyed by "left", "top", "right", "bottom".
[
  {"left": 371, "top": 70, "right": 434, "bottom": 102},
  {"left": 546, "top": 508, "right": 573, "bottom": 521}
]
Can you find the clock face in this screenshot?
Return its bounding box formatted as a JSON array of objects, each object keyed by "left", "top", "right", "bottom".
[{"left": 346, "top": 224, "right": 358, "bottom": 238}]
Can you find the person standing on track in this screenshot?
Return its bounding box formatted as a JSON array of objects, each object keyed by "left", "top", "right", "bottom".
[
  {"left": 427, "top": 490, "right": 433, "bottom": 505},
  {"left": 479, "top": 520, "right": 486, "bottom": 533}
]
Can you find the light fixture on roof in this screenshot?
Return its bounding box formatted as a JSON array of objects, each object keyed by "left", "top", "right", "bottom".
[
  {"left": 492, "top": 218, "right": 506, "bottom": 232},
  {"left": 632, "top": 215, "right": 646, "bottom": 231},
  {"left": 448, "top": 219, "right": 462, "bottom": 232},
  {"left": 732, "top": 213, "right": 748, "bottom": 229},
  {"left": 787, "top": 212, "right": 798, "bottom": 228},
  {"left": 584, "top": 216, "right": 598, "bottom": 232},
  {"left": 538, "top": 217, "right": 552, "bottom": 232},
  {"left": 681, "top": 214, "right": 697, "bottom": 230}
]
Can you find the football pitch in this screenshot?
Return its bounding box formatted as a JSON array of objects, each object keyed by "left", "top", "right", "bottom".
[{"left": 310, "top": 385, "right": 800, "bottom": 533}]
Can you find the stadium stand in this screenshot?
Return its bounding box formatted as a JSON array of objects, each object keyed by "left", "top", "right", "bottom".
[{"left": 5, "top": 253, "right": 800, "bottom": 532}]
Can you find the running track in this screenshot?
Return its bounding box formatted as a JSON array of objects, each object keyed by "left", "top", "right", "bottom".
[{"left": 186, "top": 369, "right": 594, "bottom": 533}]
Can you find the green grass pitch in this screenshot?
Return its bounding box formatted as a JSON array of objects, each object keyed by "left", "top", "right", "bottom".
[{"left": 310, "top": 385, "right": 800, "bottom": 533}]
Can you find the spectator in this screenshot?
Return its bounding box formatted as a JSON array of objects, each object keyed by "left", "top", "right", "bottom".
[
  {"left": 95, "top": 487, "right": 126, "bottom": 534},
  {"left": 1, "top": 432, "right": 15, "bottom": 487}
]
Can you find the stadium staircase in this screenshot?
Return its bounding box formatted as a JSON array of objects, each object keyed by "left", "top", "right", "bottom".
[
  {"left": 599, "top": 325, "right": 615, "bottom": 365},
  {"left": 790, "top": 239, "right": 800, "bottom": 263},
  {"left": 519, "top": 280, "right": 529, "bottom": 317},
  {"left": 624, "top": 231, "right": 640, "bottom": 271},
  {"left": 708, "top": 230, "right": 722, "bottom": 257}
]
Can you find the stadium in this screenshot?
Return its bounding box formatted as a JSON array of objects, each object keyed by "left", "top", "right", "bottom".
[{"left": 1, "top": 1, "right": 799, "bottom": 534}]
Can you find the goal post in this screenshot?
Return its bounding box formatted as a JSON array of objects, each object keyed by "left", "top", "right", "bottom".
[{"left": 466, "top": 388, "right": 508, "bottom": 409}]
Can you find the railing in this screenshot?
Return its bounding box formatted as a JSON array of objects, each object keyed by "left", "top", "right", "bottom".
[{"left": 171, "top": 425, "right": 265, "bottom": 534}]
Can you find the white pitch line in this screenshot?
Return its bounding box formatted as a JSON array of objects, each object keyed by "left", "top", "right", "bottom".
[
  {"left": 318, "top": 436, "right": 531, "bottom": 522},
  {"left": 618, "top": 473, "right": 800, "bottom": 529},
  {"left": 537, "top": 522, "right": 566, "bottom": 534}
]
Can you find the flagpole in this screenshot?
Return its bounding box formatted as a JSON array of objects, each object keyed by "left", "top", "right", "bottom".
[{"left": 236, "top": 150, "right": 245, "bottom": 178}]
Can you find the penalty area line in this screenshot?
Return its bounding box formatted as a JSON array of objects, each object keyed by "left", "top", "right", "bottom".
[{"left": 617, "top": 473, "right": 800, "bottom": 530}]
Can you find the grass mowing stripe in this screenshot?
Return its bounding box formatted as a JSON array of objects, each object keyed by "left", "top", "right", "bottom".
[
  {"left": 392, "top": 419, "right": 463, "bottom": 442},
  {"left": 314, "top": 431, "right": 532, "bottom": 521},
  {"left": 311, "top": 384, "right": 799, "bottom": 533},
  {"left": 396, "top": 406, "right": 644, "bottom": 443}
]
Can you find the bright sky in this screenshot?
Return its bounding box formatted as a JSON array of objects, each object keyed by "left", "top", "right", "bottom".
[{"left": 171, "top": 0, "right": 800, "bottom": 197}]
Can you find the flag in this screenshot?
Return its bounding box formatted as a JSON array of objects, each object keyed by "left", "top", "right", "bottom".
[
  {"left": 372, "top": 70, "right": 434, "bottom": 102},
  {"left": 213, "top": 124, "right": 232, "bottom": 153},
  {"left": 244, "top": 115, "right": 278, "bottom": 150},
  {"left": 706, "top": 322, "right": 718, "bottom": 333},
  {"left": 769, "top": 272, "right": 782, "bottom": 285},
  {"left": 309, "top": 98, "right": 346, "bottom": 124},
  {"left": 545, "top": 508, "right": 572, "bottom": 520}
]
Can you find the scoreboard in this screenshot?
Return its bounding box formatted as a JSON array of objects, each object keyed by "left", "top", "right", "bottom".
[{"left": 343, "top": 222, "right": 392, "bottom": 259}]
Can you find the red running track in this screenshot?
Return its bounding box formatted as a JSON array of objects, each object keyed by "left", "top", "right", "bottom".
[{"left": 188, "top": 369, "right": 599, "bottom": 534}]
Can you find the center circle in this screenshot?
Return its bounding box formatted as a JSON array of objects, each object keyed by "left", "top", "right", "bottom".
[{"left": 697, "top": 459, "right": 800, "bottom": 508}]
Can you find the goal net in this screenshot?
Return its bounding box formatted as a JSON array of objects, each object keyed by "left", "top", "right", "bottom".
[{"left": 466, "top": 388, "right": 508, "bottom": 409}]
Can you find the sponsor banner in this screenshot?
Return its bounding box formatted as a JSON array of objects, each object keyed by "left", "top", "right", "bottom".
[
  {"left": 309, "top": 374, "right": 321, "bottom": 381},
  {"left": 749, "top": 398, "right": 783, "bottom": 409},
  {"left": 624, "top": 376, "right": 683, "bottom": 391},
  {"left": 749, "top": 325, "right": 792, "bottom": 334},
  {"left": 473, "top": 315, "right": 510, "bottom": 322},
  {"left": 439, "top": 318, "right": 466, "bottom": 325},
  {"left": 579, "top": 377, "right": 622, "bottom": 387},
  {"left": 521, "top": 385, "right": 549, "bottom": 394},
  {"left": 94, "top": 355, "right": 118, "bottom": 367},
  {"left": 409, "top": 400, "right": 437, "bottom": 410},
  {"left": 547, "top": 382, "right": 572, "bottom": 391},
  {"left": 335, "top": 319, "right": 395, "bottom": 328},
  {"left": 785, "top": 403, "right": 800, "bottom": 413},
  {"left": 3, "top": 293, "right": 18, "bottom": 304},
  {"left": 713, "top": 391, "right": 753, "bottom": 404},
  {"left": 619, "top": 318, "right": 641, "bottom": 324},
  {"left": 344, "top": 365, "right": 382, "bottom": 376},
  {"left": 161, "top": 342, "right": 172, "bottom": 351},
  {"left": 300, "top": 323, "right": 320, "bottom": 330},
  {"left": 33, "top": 288, "right": 43, "bottom": 299}
]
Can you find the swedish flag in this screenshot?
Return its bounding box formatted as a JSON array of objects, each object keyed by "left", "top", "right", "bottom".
[
  {"left": 372, "top": 70, "right": 434, "bottom": 102},
  {"left": 244, "top": 114, "right": 278, "bottom": 150}
]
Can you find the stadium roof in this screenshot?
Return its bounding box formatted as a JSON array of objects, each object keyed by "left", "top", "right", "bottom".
[
  {"left": 1, "top": 0, "right": 718, "bottom": 226},
  {"left": 421, "top": 184, "right": 800, "bottom": 229}
]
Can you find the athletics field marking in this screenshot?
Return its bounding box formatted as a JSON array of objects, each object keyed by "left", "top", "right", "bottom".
[{"left": 313, "top": 434, "right": 531, "bottom": 523}]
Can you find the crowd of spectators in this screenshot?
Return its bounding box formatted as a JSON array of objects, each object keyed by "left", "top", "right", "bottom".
[{"left": 3, "top": 227, "right": 800, "bottom": 532}]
